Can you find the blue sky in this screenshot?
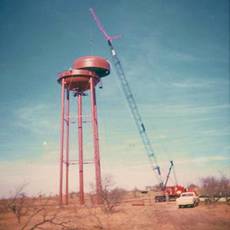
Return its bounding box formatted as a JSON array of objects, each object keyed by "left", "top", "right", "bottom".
[{"left": 0, "top": 0, "right": 229, "bottom": 196}]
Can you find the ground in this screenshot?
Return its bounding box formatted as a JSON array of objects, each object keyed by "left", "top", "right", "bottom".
[{"left": 0, "top": 195, "right": 229, "bottom": 230}]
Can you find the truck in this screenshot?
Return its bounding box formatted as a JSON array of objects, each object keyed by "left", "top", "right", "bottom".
[{"left": 176, "top": 192, "right": 200, "bottom": 208}]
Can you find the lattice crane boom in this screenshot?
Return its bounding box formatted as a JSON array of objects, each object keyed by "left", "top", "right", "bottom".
[
  {"left": 90, "top": 8, "right": 163, "bottom": 186},
  {"left": 164, "top": 160, "right": 174, "bottom": 188}
]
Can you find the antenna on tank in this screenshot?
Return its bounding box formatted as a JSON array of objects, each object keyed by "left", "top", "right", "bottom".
[
  {"left": 98, "top": 79, "right": 103, "bottom": 89},
  {"left": 89, "top": 8, "right": 121, "bottom": 42}
]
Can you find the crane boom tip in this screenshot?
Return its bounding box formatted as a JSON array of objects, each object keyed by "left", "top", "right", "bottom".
[{"left": 89, "top": 7, "right": 121, "bottom": 42}]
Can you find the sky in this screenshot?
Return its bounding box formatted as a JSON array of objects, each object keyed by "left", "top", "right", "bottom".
[{"left": 0, "top": 0, "right": 229, "bottom": 197}]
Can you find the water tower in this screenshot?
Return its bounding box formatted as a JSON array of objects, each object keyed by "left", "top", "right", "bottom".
[{"left": 57, "top": 56, "right": 110, "bottom": 205}]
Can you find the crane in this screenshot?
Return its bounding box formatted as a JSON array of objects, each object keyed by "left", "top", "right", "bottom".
[
  {"left": 89, "top": 8, "right": 163, "bottom": 186},
  {"left": 163, "top": 160, "right": 175, "bottom": 189},
  {"left": 155, "top": 160, "right": 185, "bottom": 202}
]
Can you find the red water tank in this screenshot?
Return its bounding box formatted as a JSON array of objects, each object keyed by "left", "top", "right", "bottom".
[
  {"left": 72, "top": 56, "right": 110, "bottom": 78},
  {"left": 58, "top": 69, "right": 99, "bottom": 92}
]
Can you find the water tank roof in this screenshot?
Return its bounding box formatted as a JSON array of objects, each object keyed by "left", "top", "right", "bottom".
[{"left": 72, "top": 56, "right": 110, "bottom": 77}]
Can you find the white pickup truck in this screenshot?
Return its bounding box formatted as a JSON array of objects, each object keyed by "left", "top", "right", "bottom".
[{"left": 176, "top": 192, "right": 199, "bottom": 208}]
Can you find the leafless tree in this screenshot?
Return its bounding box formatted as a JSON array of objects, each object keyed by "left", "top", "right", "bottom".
[
  {"left": 5, "top": 184, "right": 30, "bottom": 224},
  {"left": 20, "top": 206, "right": 70, "bottom": 230},
  {"left": 89, "top": 175, "right": 126, "bottom": 212},
  {"left": 219, "top": 176, "right": 230, "bottom": 197},
  {"left": 200, "top": 176, "right": 230, "bottom": 203},
  {"left": 19, "top": 194, "right": 73, "bottom": 230},
  {"left": 1, "top": 184, "right": 74, "bottom": 229},
  {"left": 99, "top": 175, "right": 126, "bottom": 213}
]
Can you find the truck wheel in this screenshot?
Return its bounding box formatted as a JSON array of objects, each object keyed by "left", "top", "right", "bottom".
[{"left": 178, "top": 205, "right": 181, "bottom": 209}]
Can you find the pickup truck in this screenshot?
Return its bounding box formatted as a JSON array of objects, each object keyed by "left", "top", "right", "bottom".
[{"left": 176, "top": 192, "right": 199, "bottom": 208}]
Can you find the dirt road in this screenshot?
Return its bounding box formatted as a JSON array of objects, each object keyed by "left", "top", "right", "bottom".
[{"left": 149, "top": 202, "right": 230, "bottom": 230}]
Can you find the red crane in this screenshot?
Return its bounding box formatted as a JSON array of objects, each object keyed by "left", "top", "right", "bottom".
[
  {"left": 89, "top": 8, "right": 163, "bottom": 186},
  {"left": 89, "top": 9, "right": 186, "bottom": 199},
  {"left": 155, "top": 161, "right": 186, "bottom": 202}
]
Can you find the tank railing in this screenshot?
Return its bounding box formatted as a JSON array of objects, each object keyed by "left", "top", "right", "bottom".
[
  {"left": 64, "top": 159, "right": 94, "bottom": 165},
  {"left": 63, "top": 115, "right": 92, "bottom": 124}
]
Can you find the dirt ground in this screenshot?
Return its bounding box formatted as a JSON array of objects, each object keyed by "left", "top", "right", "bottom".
[{"left": 0, "top": 197, "right": 229, "bottom": 230}]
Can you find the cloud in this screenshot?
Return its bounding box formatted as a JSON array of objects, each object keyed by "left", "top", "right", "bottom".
[
  {"left": 171, "top": 80, "right": 215, "bottom": 89},
  {"left": 201, "top": 128, "right": 230, "bottom": 137},
  {"left": 1, "top": 153, "right": 229, "bottom": 197},
  {"left": 146, "top": 103, "right": 230, "bottom": 117},
  {"left": 165, "top": 50, "right": 201, "bottom": 63},
  {"left": 175, "top": 155, "right": 230, "bottom": 165},
  {"left": 14, "top": 103, "right": 58, "bottom": 135},
  {"left": 163, "top": 49, "right": 228, "bottom": 65},
  {"left": 0, "top": 160, "right": 59, "bottom": 197}
]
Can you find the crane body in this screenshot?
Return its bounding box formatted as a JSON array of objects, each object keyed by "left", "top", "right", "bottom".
[{"left": 155, "top": 160, "right": 186, "bottom": 202}]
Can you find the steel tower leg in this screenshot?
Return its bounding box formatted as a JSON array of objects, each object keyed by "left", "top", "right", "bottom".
[
  {"left": 59, "top": 79, "right": 65, "bottom": 206},
  {"left": 78, "top": 94, "right": 84, "bottom": 204},
  {"left": 65, "top": 90, "right": 70, "bottom": 205},
  {"left": 90, "top": 77, "right": 102, "bottom": 204}
]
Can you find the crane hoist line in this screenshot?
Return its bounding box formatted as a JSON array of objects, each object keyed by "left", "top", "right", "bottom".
[{"left": 89, "top": 8, "right": 163, "bottom": 186}]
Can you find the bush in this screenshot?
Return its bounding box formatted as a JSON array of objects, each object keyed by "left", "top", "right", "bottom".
[{"left": 101, "top": 187, "right": 126, "bottom": 213}]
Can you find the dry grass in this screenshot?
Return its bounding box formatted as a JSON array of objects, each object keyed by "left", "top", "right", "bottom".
[{"left": 0, "top": 193, "right": 229, "bottom": 230}]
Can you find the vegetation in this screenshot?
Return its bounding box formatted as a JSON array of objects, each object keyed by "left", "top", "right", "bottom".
[
  {"left": 199, "top": 176, "right": 230, "bottom": 203},
  {"left": 99, "top": 175, "right": 126, "bottom": 213},
  {"left": 0, "top": 175, "right": 230, "bottom": 229}
]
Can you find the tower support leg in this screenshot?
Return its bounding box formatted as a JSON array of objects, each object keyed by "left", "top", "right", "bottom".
[
  {"left": 59, "top": 79, "right": 65, "bottom": 206},
  {"left": 65, "top": 90, "right": 70, "bottom": 205},
  {"left": 78, "top": 94, "right": 84, "bottom": 204},
  {"left": 90, "top": 77, "right": 102, "bottom": 204}
]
